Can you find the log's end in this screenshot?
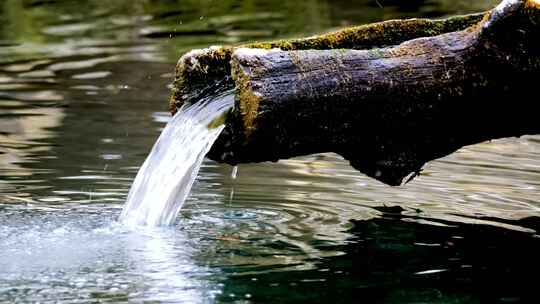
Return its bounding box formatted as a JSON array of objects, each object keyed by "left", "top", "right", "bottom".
[{"left": 169, "top": 46, "right": 233, "bottom": 114}]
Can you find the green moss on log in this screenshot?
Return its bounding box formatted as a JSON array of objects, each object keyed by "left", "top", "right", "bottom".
[
  {"left": 244, "top": 13, "right": 486, "bottom": 50},
  {"left": 230, "top": 52, "right": 263, "bottom": 138},
  {"left": 169, "top": 12, "right": 487, "bottom": 113}
]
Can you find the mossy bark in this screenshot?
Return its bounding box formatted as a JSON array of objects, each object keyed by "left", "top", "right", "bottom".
[
  {"left": 171, "top": 0, "right": 540, "bottom": 186},
  {"left": 169, "top": 12, "right": 486, "bottom": 113}
]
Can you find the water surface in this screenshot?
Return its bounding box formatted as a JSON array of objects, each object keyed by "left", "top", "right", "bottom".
[{"left": 1, "top": 0, "right": 539, "bottom": 303}]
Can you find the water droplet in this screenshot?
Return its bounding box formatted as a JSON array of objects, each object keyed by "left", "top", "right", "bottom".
[{"left": 231, "top": 165, "right": 238, "bottom": 179}]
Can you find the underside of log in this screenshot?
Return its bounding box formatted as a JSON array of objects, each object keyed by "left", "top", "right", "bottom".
[{"left": 171, "top": 0, "right": 540, "bottom": 186}]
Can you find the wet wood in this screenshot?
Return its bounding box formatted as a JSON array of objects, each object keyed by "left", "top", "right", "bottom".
[
  {"left": 169, "top": 12, "right": 487, "bottom": 113},
  {"left": 173, "top": 0, "right": 540, "bottom": 186}
]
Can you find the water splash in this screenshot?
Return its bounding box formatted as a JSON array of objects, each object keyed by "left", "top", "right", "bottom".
[{"left": 119, "top": 92, "right": 234, "bottom": 227}]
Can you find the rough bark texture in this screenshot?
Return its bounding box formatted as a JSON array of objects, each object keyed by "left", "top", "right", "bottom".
[
  {"left": 172, "top": 0, "right": 540, "bottom": 186},
  {"left": 169, "top": 12, "right": 487, "bottom": 113}
]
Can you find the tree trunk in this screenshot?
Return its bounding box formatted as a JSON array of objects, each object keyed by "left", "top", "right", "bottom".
[
  {"left": 173, "top": 0, "right": 540, "bottom": 186},
  {"left": 169, "top": 12, "right": 487, "bottom": 113}
]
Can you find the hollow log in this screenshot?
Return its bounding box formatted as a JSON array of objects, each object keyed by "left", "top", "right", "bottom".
[{"left": 171, "top": 0, "right": 540, "bottom": 186}]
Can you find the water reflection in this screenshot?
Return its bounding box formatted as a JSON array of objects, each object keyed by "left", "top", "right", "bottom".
[
  {"left": 125, "top": 226, "right": 220, "bottom": 303},
  {"left": 1, "top": 0, "right": 538, "bottom": 302},
  {"left": 0, "top": 100, "right": 65, "bottom": 201},
  {"left": 226, "top": 208, "right": 540, "bottom": 303},
  {"left": 216, "top": 207, "right": 540, "bottom": 303},
  {"left": 0, "top": 106, "right": 64, "bottom": 173}
]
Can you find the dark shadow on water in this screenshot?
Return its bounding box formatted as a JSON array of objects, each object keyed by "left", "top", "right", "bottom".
[{"left": 218, "top": 206, "right": 540, "bottom": 303}]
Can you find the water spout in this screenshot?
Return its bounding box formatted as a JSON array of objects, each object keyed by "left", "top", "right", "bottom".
[{"left": 120, "top": 91, "right": 234, "bottom": 227}]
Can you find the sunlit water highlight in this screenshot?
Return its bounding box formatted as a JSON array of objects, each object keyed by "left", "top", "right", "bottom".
[
  {"left": 119, "top": 92, "right": 234, "bottom": 227},
  {"left": 1, "top": 0, "right": 540, "bottom": 302}
]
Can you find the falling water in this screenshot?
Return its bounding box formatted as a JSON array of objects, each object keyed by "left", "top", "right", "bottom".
[
  {"left": 119, "top": 91, "right": 234, "bottom": 227},
  {"left": 228, "top": 166, "right": 238, "bottom": 206}
]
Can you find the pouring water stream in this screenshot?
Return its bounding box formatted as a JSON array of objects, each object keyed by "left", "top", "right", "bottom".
[{"left": 119, "top": 92, "right": 234, "bottom": 227}]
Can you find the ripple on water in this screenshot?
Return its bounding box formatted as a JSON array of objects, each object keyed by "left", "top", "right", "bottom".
[
  {"left": 0, "top": 209, "right": 221, "bottom": 303},
  {"left": 0, "top": 0, "right": 539, "bottom": 302}
]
